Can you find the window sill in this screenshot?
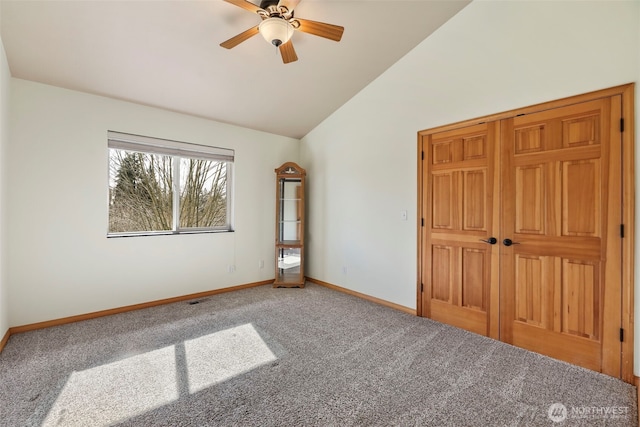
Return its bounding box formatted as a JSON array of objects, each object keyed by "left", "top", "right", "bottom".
[{"left": 107, "top": 229, "right": 234, "bottom": 238}]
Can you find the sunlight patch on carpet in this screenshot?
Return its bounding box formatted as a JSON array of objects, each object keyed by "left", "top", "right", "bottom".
[
  {"left": 41, "top": 323, "right": 277, "bottom": 426},
  {"left": 42, "top": 346, "right": 178, "bottom": 426},
  {"left": 185, "top": 323, "right": 277, "bottom": 393}
]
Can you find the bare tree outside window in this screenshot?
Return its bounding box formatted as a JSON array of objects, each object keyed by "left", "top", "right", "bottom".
[
  {"left": 179, "top": 158, "right": 227, "bottom": 228},
  {"left": 109, "top": 149, "right": 229, "bottom": 234}
]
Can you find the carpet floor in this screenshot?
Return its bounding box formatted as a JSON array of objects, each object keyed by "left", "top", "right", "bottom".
[{"left": 0, "top": 283, "right": 636, "bottom": 426}]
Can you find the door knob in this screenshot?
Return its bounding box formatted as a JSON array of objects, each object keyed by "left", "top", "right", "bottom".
[
  {"left": 503, "top": 238, "right": 520, "bottom": 246},
  {"left": 480, "top": 237, "right": 497, "bottom": 245}
]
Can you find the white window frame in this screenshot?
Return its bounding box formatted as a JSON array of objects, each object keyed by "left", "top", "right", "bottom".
[{"left": 108, "top": 131, "right": 234, "bottom": 237}]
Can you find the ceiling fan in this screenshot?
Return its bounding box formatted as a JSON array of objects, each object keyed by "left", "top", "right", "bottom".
[{"left": 220, "top": 0, "right": 344, "bottom": 64}]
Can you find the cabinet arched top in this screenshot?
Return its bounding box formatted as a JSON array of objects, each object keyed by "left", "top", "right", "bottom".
[{"left": 275, "top": 162, "right": 306, "bottom": 177}]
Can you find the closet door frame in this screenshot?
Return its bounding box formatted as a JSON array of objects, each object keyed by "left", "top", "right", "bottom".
[{"left": 417, "top": 83, "right": 635, "bottom": 383}]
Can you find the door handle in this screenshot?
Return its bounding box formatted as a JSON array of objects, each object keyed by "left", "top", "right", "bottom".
[
  {"left": 503, "top": 238, "right": 520, "bottom": 246},
  {"left": 480, "top": 237, "right": 497, "bottom": 245}
]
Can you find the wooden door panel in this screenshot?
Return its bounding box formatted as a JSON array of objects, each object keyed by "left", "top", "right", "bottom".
[
  {"left": 515, "top": 125, "right": 544, "bottom": 154},
  {"left": 512, "top": 255, "right": 602, "bottom": 372},
  {"left": 501, "top": 96, "right": 619, "bottom": 376},
  {"left": 462, "top": 247, "right": 487, "bottom": 310},
  {"left": 562, "top": 159, "right": 601, "bottom": 237},
  {"left": 431, "top": 300, "right": 487, "bottom": 337},
  {"left": 562, "top": 113, "right": 600, "bottom": 148},
  {"left": 562, "top": 259, "right": 600, "bottom": 340},
  {"left": 511, "top": 322, "right": 601, "bottom": 372},
  {"left": 510, "top": 237, "right": 601, "bottom": 261},
  {"left": 432, "top": 140, "right": 453, "bottom": 164},
  {"left": 432, "top": 172, "right": 456, "bottom": 230},
  {"left": 430, "top": 242, "right": 491, "bottom": 310},
  {"left": 431, "top": 245, "right": 454, "bottom": 303},
  {"left": 514, "top": 254, "right": 552, "bottom": 328},
  {"left": 514, "top": 254, "right": 602, "bottom": 339},
  {"left": 515, "top": 164, "right": 544, "bottom": 234},
  {"left": 422, "top": 122, "right": 499, "bottom": 338},
  {"left": 512, "top": 146, "right": 602, "bottom": 168},
  {"left": 463, "top": 170, "right": 486, "bottom": 231},
  {"left": 463, "top": 135, "right": 487, "bottom": 160}
]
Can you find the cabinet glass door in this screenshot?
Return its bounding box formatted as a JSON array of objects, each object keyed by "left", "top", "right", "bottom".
[
  {"left": 275, "top": 247, "right": 303, "bottom": 284},
  {"left": 278, "top": 178, "right": 302, "bottom": 244}
]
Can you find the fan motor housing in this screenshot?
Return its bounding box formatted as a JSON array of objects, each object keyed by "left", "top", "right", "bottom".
[{"left": 259, "top": 0, "right": 279, "bottom": 9}]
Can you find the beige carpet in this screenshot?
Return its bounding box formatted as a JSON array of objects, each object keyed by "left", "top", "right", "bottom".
[{"left": 0, "top": 283, "right": 636, "bottom": 426}]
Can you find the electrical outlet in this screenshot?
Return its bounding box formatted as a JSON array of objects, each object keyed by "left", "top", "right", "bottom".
[
  {"left": 259, "top": 260, "right": 265, "bottom": 269},
  {"left": 227, "top": 265, "right": 236, "bottom": 273},
  {"left": 342, "top": 266, "right": 348, "bottom": 275}
]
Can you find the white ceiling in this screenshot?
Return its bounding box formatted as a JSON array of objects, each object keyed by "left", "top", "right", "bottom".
[{"left": 1, "top": 0, "right": 470, "bottom": 139}]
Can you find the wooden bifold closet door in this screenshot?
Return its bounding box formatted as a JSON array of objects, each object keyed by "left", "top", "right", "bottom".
[
  {"left": 417, "top": 85, "right": 634, "bottom": 381},
  {"left": 420, "top": 122, "right": 501, "bottom": 339}
]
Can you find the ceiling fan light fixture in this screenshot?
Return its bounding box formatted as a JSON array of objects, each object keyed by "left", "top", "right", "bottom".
[{"left": 258, "top": 17, "right": 293, "bottom": 47}]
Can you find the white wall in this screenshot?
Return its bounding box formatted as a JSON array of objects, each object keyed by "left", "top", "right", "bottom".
[
  {"left": 7, "top": 79, "right": 299, "bottom": 326},
  {"left": 0, "top": 31, "right": 10, "bottom": 338},
  {"left": 301, "top": 0, "right": 639, "bottom": 348}
]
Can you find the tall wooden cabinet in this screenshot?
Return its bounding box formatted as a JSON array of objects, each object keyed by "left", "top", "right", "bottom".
[{"left": 274, "top": 162, "right": 306, "bottom": 288}]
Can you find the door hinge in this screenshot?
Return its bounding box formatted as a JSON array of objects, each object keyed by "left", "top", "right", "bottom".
[
  {"left": 620, "top": 224, "right": 625, "bottom": 238},
  {"left": 421, "top": 218, "right": 424, "bottom": 227},
  {"left": 421, "top": 151, "right": 424, "bottom": 160},
  {"left": 620, "top": 328, "right": 624, "bottom": 342},
  {"left": 421, "top": 283, "right": 424, "bottom": 292},
  {"left": 620, "top": 118, "right": 625, "bottom": 133}
]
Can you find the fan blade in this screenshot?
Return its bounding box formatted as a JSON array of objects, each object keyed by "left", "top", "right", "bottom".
[
  {"left": 295, "top": 18, "right": 344, "bottom": 42},
  {"left": 220, "top": 25, "right": 260, "bottom": 49},
  {"left": 279, "top": 40, "right": 298, "bottom": 64},
  {"left": 277, "top": 0, "right": 301, "bottom": 13},
  {"left": 223, "top": 0, "right": 263, "bottom": 14}
]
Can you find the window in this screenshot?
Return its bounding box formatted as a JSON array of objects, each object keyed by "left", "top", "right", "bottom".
[{"left": 108, "top": 131, "right": 234, "bottom": 236}]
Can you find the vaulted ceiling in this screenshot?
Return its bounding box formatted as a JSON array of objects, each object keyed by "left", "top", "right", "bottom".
[{"left": 1, "top": 0, "right": 470, "bottom": 139}]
